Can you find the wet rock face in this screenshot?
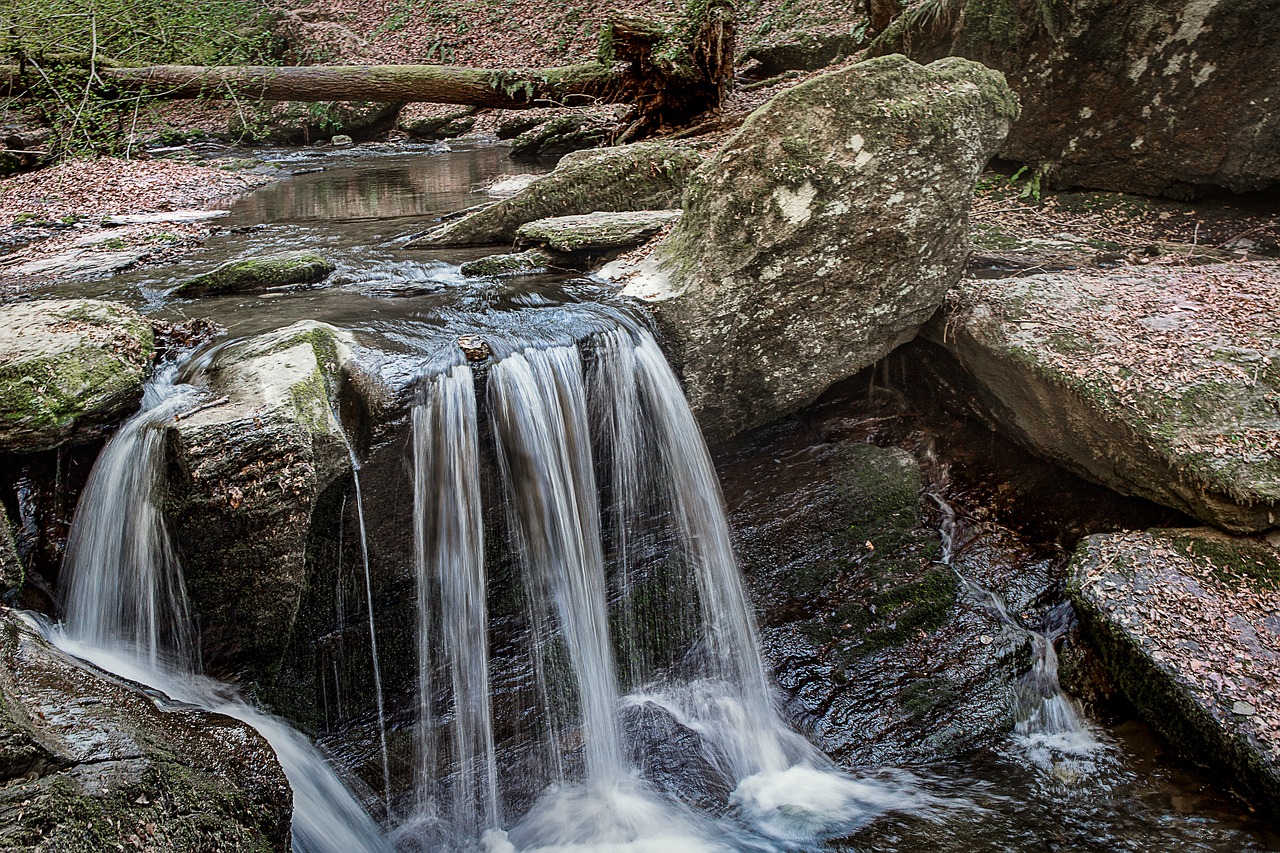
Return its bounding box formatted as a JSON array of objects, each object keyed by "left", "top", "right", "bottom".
[
  {"left": 0, "top": 609, "right": 290, "bottom": 851},
  {"left": 1069, "top": 528, "right": 1280, "bottom": 815},
  {"left": 0, "top": 300, "right": 154, "bottom": 453},
  {"left": 929, "top": 263, "right": 1280, "bottom": 533},
  {"left": 723, "top": 431, "right": 1040, "bottom": 765},
  {"left": 621, "top": 54, "right": 1017, "bottom": 442},
  {"left": 162, "top": 322, "right": 356, "bottom": 680},
  {"left": 870, "top": 0, "right": 1280, "bottom": 198},
  {"left": 408, "top": 142, "right": 703, "bottom": 248},
  {"left": 0, "top": 504, "right": 20, "bottom": 599}
]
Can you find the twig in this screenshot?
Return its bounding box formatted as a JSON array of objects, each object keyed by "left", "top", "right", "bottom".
[{"left": 174, "top": 396, "right": 229, "bottom": 421}]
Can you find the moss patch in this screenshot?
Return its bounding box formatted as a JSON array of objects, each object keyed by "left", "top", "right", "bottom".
[{"left": 174, "top": 251, "right": 335, "bottom": 297}]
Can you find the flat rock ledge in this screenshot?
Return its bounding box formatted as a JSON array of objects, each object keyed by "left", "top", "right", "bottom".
[
  {"left": 928, "top": 261, "right": 1280, "bottom": 533},
  {"left": 1069, "top": 529, "right": 1280, "bottom": 815},
  {"left": 0, "top": 299, "right": 154, "bottom": 453},
  {"left": 515, "top": 210, "right": 681, "bottom": 253}
]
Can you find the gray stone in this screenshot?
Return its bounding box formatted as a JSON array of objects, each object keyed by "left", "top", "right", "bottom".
[
  {"left": 609, "top": 54, "right": 1017, "bottom": 441},
  {"left": 407, "top": 142, "right": 703, "bottom": 248},
  {"left": 928, "top": 263, "right": 1280, "bottom": 532},
  {"left": 229, "top": 100, "right": 401, "bottom": 145},
  {"left": 162, "top": 322, "right": 356, "bottom": 679},
  {"left": 870, "top": 0, "right": 1280, "bottom": 198},
  {"left": 1069, "top": 528, "right": 1280, "bottom": 815},
  {"left": 515, "top": 210, "right": 681, "bottom": 253},
  {"left": 0, "top": 505, "right": 20, "bottom": 597},
  {"left": 0, "top": 609, "right": 290, "bottom": 850},
  {"left": 173, "top": 251, "right": 335, "bottom": 297},
  {"left": 0, "top": 300, "right": 155, "bottom": 453},
  {"left": 459, "top": 249, "right": 555, "bottom": 277}
]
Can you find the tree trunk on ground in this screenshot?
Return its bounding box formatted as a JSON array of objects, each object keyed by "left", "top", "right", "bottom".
[{"left": 2, "top": 1, "right": 736, "bottom": 135}]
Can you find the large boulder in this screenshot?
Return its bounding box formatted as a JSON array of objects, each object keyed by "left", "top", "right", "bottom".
[
  {"left": 0, "top": 608, "right": 291, "bottom": 850},
  {"left": 162, "top": 322, "right": 356, "bottom": 678},
  {"left": 407, "top": 142, "right": 703, "bottom": 248},
  {"left": 609, "top": 54, "right": 1017, "bottom": 441},
  {"left": 1069, "top": 528, "right": 1280, "bottom": 815},
  {"left": 870, "top": 0, "right": 1280, "bottom": 198},
  {"left": 229, "top": 100, "right": 401, "bottom": 145},
  {"left": 928, "top": 262, "right": 1280, "bottom": 532},
  {"left": 0, "top": 300, "right": 154, "bottom": 453}
]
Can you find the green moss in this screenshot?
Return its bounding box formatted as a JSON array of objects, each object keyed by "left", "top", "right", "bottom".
[
  {"left": 174, "top": 251, "right": 335, "bottom": 297},
  {"left": 1154, "top": 529, "right": 1280, "bottom": 590},
  {"left": 898, "top": 676, "right": 959, "bottom": 715},
  {"left": 459, "top": 249, "right": 554, "bottom": 277}
]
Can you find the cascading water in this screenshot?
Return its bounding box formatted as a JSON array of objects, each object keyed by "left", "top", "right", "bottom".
[{"left": 51, "top": 364, "right": 391, "bottom": 853}]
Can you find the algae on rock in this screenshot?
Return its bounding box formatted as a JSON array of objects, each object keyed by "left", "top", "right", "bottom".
[
  {"left": 0, "top": 300, "right": 155, "bottom": 453},
  {"left": 174, "top": 251, "right": 336, "bottom": 297}
]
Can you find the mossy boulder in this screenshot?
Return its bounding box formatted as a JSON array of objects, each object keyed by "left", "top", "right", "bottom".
[
  {"left": 729, "top": 437, "right": 1030, "bottom": 764},
  {"left": 229, "top": 100, "right": 401, "bottom": 145},
  {"left": 610, "top": 54, "right": 1017, "bottom": 441},
  {"left": 161, "top": 322, "right": 358, "bottom": 682},
  {"left": 407, "top": 142, "right": 703, "bottom": 248},
  {"left": 174, "top": 251, "right": 336, "bottom": 298},
  {"left": 0, "top": 300, "right": 154, "bottom": 453},
  {"left": 1069, "top": 529, "right": 1280, "bottom": 815},
  {"left": 742, "top": 30, "right": 864, "bottom": 76},
  {"left": 508, "top": 114, "right": 613, "bottom": 159},
  {"left": 515, "top": 210, "right": 681, "bottom": 253},
  {"left": 927, "top": 262, "right": 1280, "bottom": 532},
  {"left": 398, "top": 107, "right": 477, "bottom": 140},
  {"left": 0, "top": 608, "right": 291, "bottom": 850},
  {"left": 869, "top": 0, "right": 1280, "bottom": 197},
  {"left": 459, "top": 249, "right": 555, "bottom": 277}
]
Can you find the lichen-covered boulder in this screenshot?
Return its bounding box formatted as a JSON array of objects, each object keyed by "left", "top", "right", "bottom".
[
  {"left": 0, "top": 608, "right": 291, "bottom": 850},
  {"left": 515, "top": 210, "right": 681, "bottom": 253},
  {"left": 870, "top": 0, "right": 1280, "bottom": 198},
  {"left": 162, "top": 322, "right": 356, "bottom": 677},
  {"left": 609, "top": 54, "right": 1017, "bottom": 441},
  {"left": 407, "top": 142, "right": 703, "bottom": 248},
  {"left": 173, "top": 251, "right": 335, "bottom": 297},
  {"left": 928, "top": 262, "right": 1280, "bottom": 532},
  {"left": 0, "top": 300, "right": 154, "bottom": 453},
  {"left": 1069, "top": 528, "right": 1280, "bottom": 815}
]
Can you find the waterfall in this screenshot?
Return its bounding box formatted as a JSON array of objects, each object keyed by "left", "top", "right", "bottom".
[
  {"left": 53, "top": 367, "right": 390, "bottom": 853},
  {"left": 61, "top": 366, "right": 200, "bottom": 671},
  {"left": 412, "top": 364, "right": 500, "bottom": 835}
]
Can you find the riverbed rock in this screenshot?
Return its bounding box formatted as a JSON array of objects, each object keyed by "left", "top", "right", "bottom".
[
  {"left": 1069, "top": 529, "right": 1280, "bottom": 814},
  {"left": 508, "top": 114, "right": 613, "bottom": 159},
  {"left": 869, "top": 0, "right": 1280, "bottom": 198},
  {"left": 398, "top": 107, "right": 477, "bottom": 140},
  {"left": 515, "top": 210, "right": 681, "bottom": 253},
  {"left": 724, "top": 433, "right": 1038, "bottom": 764},
  {"left": 608, "top": 54, "right": 1017, "bottom": 441},
  {"left": 0, "top": 608, "right": 291, "bottom": 850},
  {"left": 229, "top": 100, "right": 401, "bottom": 145},
  {"left": 162, "top": 322, "right": 356, "bottom": 678},
  {"left": 0, "top": 505, "right": 20, "bottom": 598},
  {"left": 407, "top": 142, "right": 703, "bottom": 248},
  {"left": 459, "top": 249, "right": 555, "bottom": 277},
  {"left": 927, "top": 262, "right": 1280, "bottom": 532},
  {"left": 0, "top": 300, "right": 154, "bottom": 453},
  {"left": 174, "top": 251, "right": 336, "bottom": 297}
]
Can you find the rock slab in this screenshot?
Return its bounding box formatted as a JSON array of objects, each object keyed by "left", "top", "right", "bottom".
[
  {"left": 929, "top": 262, "right": 1280, "bottom": 532},
  {"left": 515, "top": 210, "right": 681, "bottom": 253},
  {"left": 1070, "top": 529, "right": 1280, "bottom": 815},
  {"left": 0, "top": 608, "right": 291, "bottom": 851},
  {"left": 0, "top": 300, "right": 154, "bottom": 453},
  {"left": 615, "top": 54, "right": 1017, "bottom": 441}
]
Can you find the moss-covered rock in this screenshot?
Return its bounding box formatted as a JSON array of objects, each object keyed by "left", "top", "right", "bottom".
[
  {"left": 868, "top": 0, "right": 1280, "bottom": 197},
  {"left": 609, "top": 54, "right": 1017, "bottom": 441},
  {"left": 928, "top": 263, "right": 1280, "bottom": 532},
  {"left": 1069, "top": 529, "right": 1280, "bottom": 816},
  {"left": 0, "top": 505, "right": 20, "bottom": 600},
  {"left": 162, "top": 322, "right": 359, "bottom": 683},
  {"left": 515, "top": 210, "right": 681, "bottom": 253},
  {"left": 0, "top": 300, "right": 155, "bottom": 453},
  {"left": 458, "top": 249, "right": 555, "bottom": 277},
  {"left": 229, "top": 100, "right": 401, "bottom": 145},
  {"left": 398, "top": 107, "right": 478, "bottom": 140},
  {"left": 508, "top": 114, "right": 613, "bottom": 159},
  {"left": 173, "top": 251, "right": 336, "bottom": 298},
  {"left": 407, "top": 142, "right": 703, "bottom": 248},
  {"left": 0, "top": 608, "right": 290, "bottom": 851}
]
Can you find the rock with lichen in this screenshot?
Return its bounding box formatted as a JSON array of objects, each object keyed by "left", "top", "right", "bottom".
[
  {"left": 927, "top": 262, "right": 1280, "bottom": 532},
  {"left": 173, "top": 251, "right": 335, "bottom": 297},
  {"left": 606, "top": 54, "right": 1017, "bottom": 441},
  {"left": 0, "top": 504, "right": 21, "bottom": 599},
  {"left": 0, "top": 299, "right": 154, "bottom": 453},
  {"left": 407, "top": 142, "right": 703, "bottom": 248},
  {"left": 161, "top": 321, "right": 358, "bottom": 682},
  {"left": 0, "top": 608, "right": 290, "bottom": 850},
  {"left": 1069, "top": 528, "right": 1280, "bottom": 815},
  {"left": 515, "top": 210, "right": 681, "bottom": 253},
  {"left": 459, "top": 249, "right": 555, "bottom": 277}
]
